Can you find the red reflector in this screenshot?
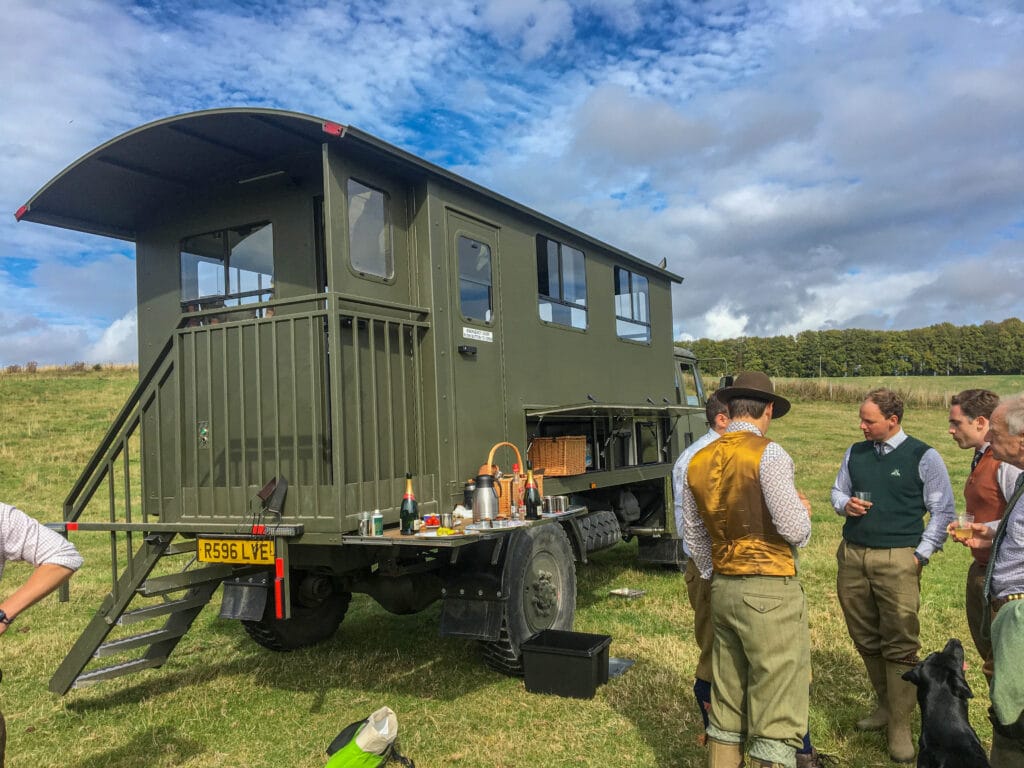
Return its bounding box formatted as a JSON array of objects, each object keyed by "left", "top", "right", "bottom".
[
  {"left": 274, "top": 578, "right": 283, "bottom": 619},
  {"left": 14, "top": 205, "right": 28, "bottom": 221},
  {"left": 251, "top": 524, "right": 266, "bottom": 535},
  {"left": 66, "top": 522, "right": 79, "bottom": 531},
  {"left": 275, "top": 557, "right": 285, "bottom": 579},
  {"left": 322, "top": 121, "right": 345, "bottom": 137}
]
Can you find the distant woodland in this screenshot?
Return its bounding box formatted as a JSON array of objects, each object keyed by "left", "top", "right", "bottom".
[{"left": 687, "top": 317, "right": 1024, "bottom": 378}]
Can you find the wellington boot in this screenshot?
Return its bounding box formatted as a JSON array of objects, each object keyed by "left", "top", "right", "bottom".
[
  {"left": 749, "top": 759, "right": 785, "bottom": 768},
  {"left": 707, "top": 738, "right": 744, "bottom": 768},
  {"left": 856, "top": 655, "right": 888, "bottom": 731},
  {"left": 885, "top": 661, "right": 917, "bottom": 763}
]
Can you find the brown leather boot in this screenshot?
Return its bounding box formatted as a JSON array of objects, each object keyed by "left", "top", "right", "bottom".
[
  {"left": 856, "top": 654, "right": 888, "bottom": 731},
  {"left": 885, "top": 660, "right": 917, "bottom": 763},
  {"left": 707, "top": 738, "right": 744, "bottom": 768}
]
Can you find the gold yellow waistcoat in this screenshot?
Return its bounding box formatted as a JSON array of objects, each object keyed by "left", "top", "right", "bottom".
[{"left": 687, "top": 430, "right": 797, "bottom": 576}]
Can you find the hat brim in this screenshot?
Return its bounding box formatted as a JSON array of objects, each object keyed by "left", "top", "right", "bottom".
[{"left": 717, "top": 387, "right": 791, "bottom": 419}]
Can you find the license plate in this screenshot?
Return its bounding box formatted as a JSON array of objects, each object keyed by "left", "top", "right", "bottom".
[{"left": 197, "top": 537, "right": 275, "bottom": 565}]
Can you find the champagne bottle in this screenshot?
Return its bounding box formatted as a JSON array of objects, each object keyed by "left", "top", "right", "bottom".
[
  {"left": 400, "top": 472, "right": 418, "bottom": 535},
  {"left": 523, "top": 461, "right": 542, "bottom": 520}
]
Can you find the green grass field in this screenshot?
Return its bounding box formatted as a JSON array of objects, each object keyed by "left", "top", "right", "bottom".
[{"left": 0, "top": 370, "right": 1019, "bottom": 767}]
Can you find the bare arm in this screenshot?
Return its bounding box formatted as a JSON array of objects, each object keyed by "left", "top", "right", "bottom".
[{"left": 0, "top": 563, "right": 76, "bottom": 635}]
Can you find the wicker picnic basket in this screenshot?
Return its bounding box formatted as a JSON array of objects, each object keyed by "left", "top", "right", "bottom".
[{"left": 527, "top": 435, "right": 587, "bottom": 477}]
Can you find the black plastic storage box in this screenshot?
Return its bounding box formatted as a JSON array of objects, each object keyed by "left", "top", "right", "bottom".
[{"left": 521, "top": 629, "right": 612, "bottom": 699}]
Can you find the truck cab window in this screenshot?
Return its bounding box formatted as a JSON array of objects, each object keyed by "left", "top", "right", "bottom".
[
  {"left": 347, "top": 179, "right": 393, "bottom": 279},
  {"left": 614, "top": 266, "right": 650, "bottom": 343},
  {"left": 458, "top": 236, "right": 492, "bottom": 322},
  {"left": 180, "top": 222, "right": 274, "bottom": 316},
  {"left": 537, "top": 236, "right": 587, "bottom": 329}
]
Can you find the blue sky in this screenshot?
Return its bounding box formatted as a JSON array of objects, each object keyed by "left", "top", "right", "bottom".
[{"left": 2, "top": 0, "right": 1023, "bottom": 365}]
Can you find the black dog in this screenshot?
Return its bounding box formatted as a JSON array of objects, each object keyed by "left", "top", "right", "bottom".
[{"left": 902, "top": 638, "right": 990, "bottom": 768}]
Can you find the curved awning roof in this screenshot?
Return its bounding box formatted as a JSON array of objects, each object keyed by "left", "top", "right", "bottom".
[
  {"left": 15, "top": 108, "right": 338, "bottom": 241},
  {"left": 15, "top": 108, "right": 682, "bottom": 282}
]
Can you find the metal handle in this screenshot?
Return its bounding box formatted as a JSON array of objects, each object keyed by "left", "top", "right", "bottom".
[{"left": 458, "top": 345, "right": 477, "bottom": 356}]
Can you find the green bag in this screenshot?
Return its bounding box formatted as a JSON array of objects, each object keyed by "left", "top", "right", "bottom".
[{"left": 325, "top": 707, "right": 414, "bottom": 768}]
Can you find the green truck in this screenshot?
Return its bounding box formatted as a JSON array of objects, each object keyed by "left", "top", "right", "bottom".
[{"left": 16, "top": 109, "right": 706, "bottom": 694}]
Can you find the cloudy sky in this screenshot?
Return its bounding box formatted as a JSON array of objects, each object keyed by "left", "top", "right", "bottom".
[{"left": 2, "top": 0, "right": 1023, "bottom": 365}]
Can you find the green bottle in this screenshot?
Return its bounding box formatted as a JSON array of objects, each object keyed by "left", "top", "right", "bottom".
[{"left": 400, "top": 473, "right": 418, "bottom": 534}]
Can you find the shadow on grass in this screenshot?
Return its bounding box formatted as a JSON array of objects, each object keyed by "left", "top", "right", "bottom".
[
  {"left": 603, "top": 656, "right": 705, "bottom": 766},
  {"left": 67, "top": 599, "right": 499, "bottom": 712},
  {"left": 73, "top": 724, "right": 202, "bottom": 768}
]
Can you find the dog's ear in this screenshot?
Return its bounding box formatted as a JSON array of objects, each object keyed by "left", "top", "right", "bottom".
[{"left": 902, "top": 665, "right": 921, "bottom": 685}]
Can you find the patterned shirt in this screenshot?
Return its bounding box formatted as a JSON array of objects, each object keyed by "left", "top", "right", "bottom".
[
  {"left": 672, "top": 428, "right": 720, "bottom": 557},
  {"left": 830, "top": 428, "right": 956, "bottom": 560},
  {"left": 988, "top": 477, "right": 1024, "bottom": 601},
  {"left": 682, "top": 421, "right": 811, "bottom": 579},
  {"left": 0, "top": 502, "right": 83, "bottom": 580}
]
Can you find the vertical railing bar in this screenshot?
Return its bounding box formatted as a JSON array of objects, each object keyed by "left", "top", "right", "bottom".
[
  {"left": 272, "top": 321, "right": 282, "bottom": 483},
  {"left": 327, "top": 297, "right": 346, "bottom": 522},
  {"left": 255, "top": 322, "right": 265, "bottom": 492},
  {"left": 412, "top": 326, "right": 426, "bottom": 483},
  {"left": 383, "top": 320, "right": 396, "bottom": 484},
  {"left": 122, "top": 440, "right": 134, "bottom": 586},
  {"left": 397, "top": 323, "right": 411, "bottom": 473},
  {"left": 367, "top": 317, "right": 380, "bottom": 505},
  {"left": 221, "top": 326, "right": 231, "bottom": 515},
  {"left": 123, "top": 437, "right": 132, "bottom": 524},
  {"left": 308, "top": 313, "right": 322, "bottom": 518},
  {"left": 351, "top": 313, "right": 365, "bottom": 511},
  {"left": 107, "top": 469, "right": 123, "bottom": 594},
  {"left": 187, "top": 333, "right": 200, "bottom": 514},
  {"left": 205, "top": 328, "right": 216, "bottom": 518},
  {"left": 239, "top": 324, "right": 250, "bottom": 505},
  {"left": 290, "top": 318, "right": 300, "bottom": 518}
]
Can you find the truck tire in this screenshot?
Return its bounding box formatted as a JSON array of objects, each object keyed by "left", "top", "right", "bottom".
[
  {"left": 481, "top": 523, "right": 576, "bottom": 676},
  {"left": 579, "top": 508, "right": 621, "bottom": 554},
  {"left": 242, "top": 574, "right": 351, "bottom": 652}
]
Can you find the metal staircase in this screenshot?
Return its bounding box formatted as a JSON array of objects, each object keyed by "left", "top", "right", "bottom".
[{"left": 50, "top": 533, "right": 243, "bottom": 694}]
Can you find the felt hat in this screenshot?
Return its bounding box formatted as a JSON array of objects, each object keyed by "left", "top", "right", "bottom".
[{"left": 717, "top": 371, "right": 791, "bottom": 418}]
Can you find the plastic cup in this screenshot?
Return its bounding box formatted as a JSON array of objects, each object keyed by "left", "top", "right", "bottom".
[{"left": 952, "top": 513, "right": 974, "bottom": 542}]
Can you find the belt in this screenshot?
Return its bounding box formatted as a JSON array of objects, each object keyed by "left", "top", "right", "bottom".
[{"left": 991, "top": 593, "right": 1024, "bottom": 613}]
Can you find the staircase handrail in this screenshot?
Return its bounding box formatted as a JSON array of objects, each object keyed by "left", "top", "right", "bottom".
[{"left": 62, "top": 335, "right": 176, "bottom": 523}]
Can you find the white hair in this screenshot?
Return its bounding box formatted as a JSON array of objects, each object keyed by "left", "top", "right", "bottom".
[{"left": 1000, "top": 393, "right": 1024, "bottom": 436}]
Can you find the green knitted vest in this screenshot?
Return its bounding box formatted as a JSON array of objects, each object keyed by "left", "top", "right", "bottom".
[{"left": 843, "top": 436, "right": 930, "bottom": 548}]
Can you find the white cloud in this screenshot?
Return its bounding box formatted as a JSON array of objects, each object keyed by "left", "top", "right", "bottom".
[
  {"left": 86, "top": 310, "right": 137, "bottom": 364},
  {"left": 2, "top": 0, "right": 1023, "bottom": 364}
]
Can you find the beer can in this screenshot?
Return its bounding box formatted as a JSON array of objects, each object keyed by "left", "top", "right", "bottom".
[{"left": 372, "top": 509, "right": 384, "bottom": 536}]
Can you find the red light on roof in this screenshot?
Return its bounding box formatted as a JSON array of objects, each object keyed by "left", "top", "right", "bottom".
[
  {"left": 322, "top": 121, "right": 346, "bottom": 137},
  {"left": 14, "top": 204, "right": 28, "bottom": 221}
]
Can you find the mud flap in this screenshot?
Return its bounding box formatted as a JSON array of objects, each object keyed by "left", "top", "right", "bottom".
[{"left": 219, "top": 573, "right": 270, "bottom": 621}]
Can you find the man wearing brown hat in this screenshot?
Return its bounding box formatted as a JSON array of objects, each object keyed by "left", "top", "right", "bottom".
[
  {"left": 682, "top": 371, "right": 813, "bottom": 768},
  {"left": 830, "top": 387, "right": 955, "bottom": 763}
]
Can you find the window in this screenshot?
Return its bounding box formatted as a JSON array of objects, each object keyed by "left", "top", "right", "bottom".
[
  {"left": 180, "top": 222, "right": 274, "bottom": 314},
  {"left": 536, "top": 236, "right": 587, "bottom": 329},
  {"left": 347, "top": 179, "right": 393, "bottom": 279},
  {"left": 614, "top": 266, "right": 650, "bottom": 342},
  {"left": 458, "top": 236, "right": 492, "bottom": 322}
]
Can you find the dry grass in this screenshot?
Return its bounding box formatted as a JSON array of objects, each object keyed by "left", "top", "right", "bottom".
[{"left": 0, "top": 370, "right": 1004, "bottom": 767}]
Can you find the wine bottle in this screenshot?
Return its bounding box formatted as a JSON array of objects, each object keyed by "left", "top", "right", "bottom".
[
  {"left": 524, "top": 461, "right": 542, "bottom": 520},
  {"left": 400, "top": 472, "right": 418, "bottom": 534}
]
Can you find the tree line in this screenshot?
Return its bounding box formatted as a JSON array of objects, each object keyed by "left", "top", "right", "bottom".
[{"left": 686, "top": 317, "right": 1024, "bottom": 378}]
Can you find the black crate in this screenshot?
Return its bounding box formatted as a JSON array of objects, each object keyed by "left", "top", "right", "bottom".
[{"left": 521, "top": 629, "right": 612, "bottom": 699}]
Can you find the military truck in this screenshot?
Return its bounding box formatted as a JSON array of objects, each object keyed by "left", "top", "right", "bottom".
[{"left": 16, "top": 109, "right": 706, "bottom": 694}]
